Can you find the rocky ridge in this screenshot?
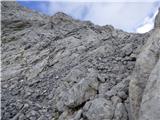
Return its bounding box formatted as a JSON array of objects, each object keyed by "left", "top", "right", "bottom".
[{"left": 1, "top": 1, "right": 160, "bottom": 120}]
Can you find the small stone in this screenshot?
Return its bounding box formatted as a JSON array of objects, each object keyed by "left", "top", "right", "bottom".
[
  {"left": 114, "top": 103, "right": 128, "bottom": 120},
  {"left": 73, "top": 109, "right": 82, "bottom": 120},
  {"left": 105, "top": 89, "right": 116, "bottom": 98},
  {"left": 55, "top": 76, "right": 59, "bottom": 79},
  {"left": 111, "top": 96, "right": 122, "bottom": 106},
  {"left": 118, "top": 91, "right": 127, "bottom": 99},
  {"left": 97, "top": 74, "right": 106, "bottom": 83}
]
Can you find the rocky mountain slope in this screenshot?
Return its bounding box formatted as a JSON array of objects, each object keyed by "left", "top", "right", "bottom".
[{"left": 1, "top": 1, "right": 160, "bottom": 120}]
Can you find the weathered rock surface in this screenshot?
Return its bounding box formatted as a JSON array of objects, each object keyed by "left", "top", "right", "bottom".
[
  {"left": 129, "top": 9, "right": 160, "bottom": 120},
  {"left": 139, "top": 57, "right": 160, "bottom": 120},
  {"left": 1, "top": 1, "right": 160, "bottom": 120},
  {"left": 155, "top": 8, "right": 160, "bottom": 28},
  {"left": 83, "top": 98, "right": 114, "bottom": 120},
  {"left": 57, "top": 69, "right": 99, "bottom": 111}
]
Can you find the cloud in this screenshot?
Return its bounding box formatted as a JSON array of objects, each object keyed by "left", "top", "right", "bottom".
[
  {"left": 83, "top": 3, "right": 157, "bottom": 32},
  {"left": 48, "top": 2, "right": 159, "bottom": 32},
  {"left": 17, "top": 0, "right": 160, "bottom": 33},
  {"left": 136, "top": 3, "right": 160, "bottom": 33}
]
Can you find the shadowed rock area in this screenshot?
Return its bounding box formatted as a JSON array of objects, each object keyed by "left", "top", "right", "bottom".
[{"left": 1, "top": 1, "right": 160, "bottom": 120}]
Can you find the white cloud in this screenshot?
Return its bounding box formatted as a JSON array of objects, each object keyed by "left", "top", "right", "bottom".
[
  {"left": 136, "top": 9, "right": 159, "bottom": 33},
  {"left": 83, "top": 3, "right": 157, "bottom": 32},
  {"left": 19, "top": 0, "right": 160, "bottom": 33},
  {"left": 136, "top": 23, "right": 154, "bottom": 33},
  {"left": 47, "top": 2, "right": 158, "bottom": 32}
]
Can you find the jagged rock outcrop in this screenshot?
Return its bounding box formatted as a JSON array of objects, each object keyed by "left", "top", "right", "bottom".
[
  {"left": 1, "top": 1, "right": 159, "bottom": 120},
  {"left": 154, "top": 8, "right": 160, "bottom": 28},
  {"left": 129, "top": 8, "right": 160, "bottom": 120}
]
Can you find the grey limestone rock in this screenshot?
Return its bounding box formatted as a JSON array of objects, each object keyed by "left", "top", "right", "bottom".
[
  {"left": 57, "top": 69, "right": 99, "bottom": 111},
  {"left": 113, "top": 103, "right": 128, "bottom": 120},
  {"left": 83, "top": 98, "right": 114, "bottom": 120},
  {"left": 129, "top": 9, "right": 160, "bottom": 120},
  {"left": 2, "top": 1, "right": 160, "bottom": 120},
  {"left": 154, "top": 8, "right": 160, "bottom": 28},
  {"left": 139, "top": 58, "right": 160, "bottom": 120}
]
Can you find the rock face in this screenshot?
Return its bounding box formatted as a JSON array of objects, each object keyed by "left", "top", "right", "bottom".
[
  {"left": 139, "top": 57, "right": 160, "bottom": 120},
  {"left": 129, "top": 9, "right": 160, "bottom": 120},
  {"left": 154, "top": 8, "right": 160, "bottom": 28},
  {"left": 1, "top": 1, "right": 160, "bottom": 120}
]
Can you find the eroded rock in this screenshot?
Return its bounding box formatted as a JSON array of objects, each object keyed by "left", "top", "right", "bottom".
[
  {"left": 57, "top": 69, "right": 99, "bottom": 111},
  {"left": 129, "top": 28, "right": 160, "bottom": 120},
  {"left": 2, "top": 1, "right": 159, "bottom": 120},
  {"left": 83, "top": 98, "right": 114, "bottom": 120}
]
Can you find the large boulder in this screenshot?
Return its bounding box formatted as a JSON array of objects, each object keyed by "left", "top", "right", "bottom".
[
  {"left": 57, "top": 69, "right": 99, "bottom": 111},
  {"left": 83, "top": 98, "right": 114, "bottom": 120}
]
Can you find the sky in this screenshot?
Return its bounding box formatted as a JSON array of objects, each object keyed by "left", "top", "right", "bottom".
[{"left": 17, "top": 0, "right": 160, "bottom": 33}]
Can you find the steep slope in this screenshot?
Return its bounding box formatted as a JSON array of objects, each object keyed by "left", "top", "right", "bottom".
[
  {"left": 129, "top": 9, "right": 160, "bottom": 120},
  {"left": 1, "top": 1, "right": 157, "bottom": 120}
]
